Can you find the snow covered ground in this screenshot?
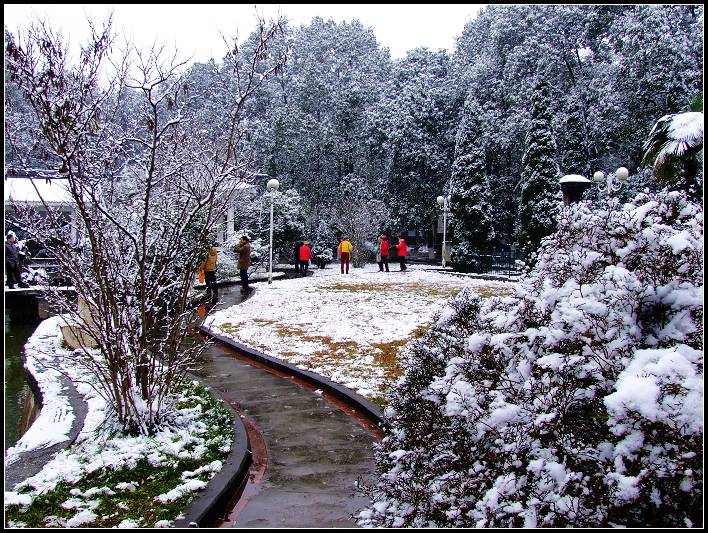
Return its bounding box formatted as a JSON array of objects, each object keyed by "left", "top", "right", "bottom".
[
  {"left": 205, "top": 263, "right": 515, "bottom": 401},
  {"left": 4, "top": 317, "right": 233, "bottom": 528}
]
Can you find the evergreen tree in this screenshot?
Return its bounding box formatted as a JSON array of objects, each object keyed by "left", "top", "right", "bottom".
[
  {"left": 450, "top": 97, "right": 495, "bottom": 272},
  {"left": 376, "top": 48, "right": 459, "bottom": 238},
  {"left": 560, "top": 97, "right": 590, "bottom": 176},
  {"left": 519, "top": 79, "right": 561, "bottom": 253}
]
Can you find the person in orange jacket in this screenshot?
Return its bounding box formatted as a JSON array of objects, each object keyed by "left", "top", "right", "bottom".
[
  {"left": 299, "top": 240, "right": 312, "bottom": 276},
  {"left": 396, "top": 237, "right": 408, "bottom": 272},
  {"left": 339, "top": 236, "right": 353, "bottom": 274}
]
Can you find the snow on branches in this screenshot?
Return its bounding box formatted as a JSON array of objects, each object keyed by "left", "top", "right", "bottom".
[
  {"left": 5, "top": 14, "right": 288, "bottom": 435},
  {"left": 360, "top": 189, "right": 703, "bottom": 528}
]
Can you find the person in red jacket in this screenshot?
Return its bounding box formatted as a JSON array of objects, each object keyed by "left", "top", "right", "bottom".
[
  {"left": 378, "top": 234, "right": 390, "bottom": 272},
  {"left": 396, "top": 237, "right": 408, "bottom": 272},
  {"left": 299, "top": 240, "right": 311, "bottom": 276}
]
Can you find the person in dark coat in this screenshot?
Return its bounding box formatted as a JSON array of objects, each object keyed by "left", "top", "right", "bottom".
[
  {"left": 236, "top": 235, "right": 254, "bottom": 294},
  {"left": 5, "top": 232, "right": 25, "bottom": 289},
  {"left": 293, "top": 241, "right": 303, "bottom": 275}
]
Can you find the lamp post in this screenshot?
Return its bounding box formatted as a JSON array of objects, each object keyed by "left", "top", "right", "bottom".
[
  {"left": 560, "top": 174, "right": 592, "bottom": 206},
  {"left": 436, "top": 195, "right": 450, "bottom": 268},
  {"left": 266, "top": 178, "right": 279, "bottom": 284},
  {"left": 593, "top": 166, "right": 629, "bottom": 196}
]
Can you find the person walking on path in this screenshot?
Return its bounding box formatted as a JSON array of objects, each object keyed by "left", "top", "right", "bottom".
[
  {"left": 293, "top": 241, "right": 303, "bottom": 275},
  {"left": 200, "top": 244, "right": 219, "bottom": 299},
  {"left": 339, "top": 236, "right": 353, "bottom": 274},
  {"left": 5, "top": 231, "right": 27, "bottom": 289},
  {"left": 377, "top": 234, "right": 390, "bottom": 272},
  {"left": 299, "top": 240, "right": 311, "bottom": 276},
  {"left": 396, "top": 237, "right": 408, "bottom": 272},
  {"left": 236, "top": 235, "right": 254, "bottom": 294}
]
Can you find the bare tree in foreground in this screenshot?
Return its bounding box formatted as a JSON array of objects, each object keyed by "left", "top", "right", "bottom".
[{"left": 5, "top": 14, "right": 287, "bottom": 434}]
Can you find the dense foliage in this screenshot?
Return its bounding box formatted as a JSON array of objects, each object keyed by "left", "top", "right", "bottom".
[
  {"left": 518, "top": 79, "right": 561, "bottom": 254},
  {"left": 359, "top": 190, "right": 703, "bottom": 527},
  {"left": 6, "top": 5, "right": 702, "bottom": 258},
  {"left": 449, "top": 97, "right": 495, "bottom": 272}
]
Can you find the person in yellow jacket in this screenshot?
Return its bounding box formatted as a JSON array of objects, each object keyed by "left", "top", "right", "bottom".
[
  {"left": 339, "top": 236, "right": 353, "bottom": 274},
  {"left": 199, "top": 245, "right": 219, "bottom": 299}
]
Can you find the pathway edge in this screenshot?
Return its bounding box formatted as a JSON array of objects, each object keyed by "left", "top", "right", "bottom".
[
  {"left": 173, "top": 375, "right": 252, "bottom": 528},
  {"left": 196, "top": 324, "right": 386, "bottom": 431}
]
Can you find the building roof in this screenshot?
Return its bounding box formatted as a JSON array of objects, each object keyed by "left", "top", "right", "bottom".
[{"left": 4, "top": 170, "right": 73, "bottom": 205}]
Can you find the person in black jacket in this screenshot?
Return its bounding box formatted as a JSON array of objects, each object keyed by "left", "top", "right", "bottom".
[
  {"left": 5, "top": 232, "right": 26, "bottom": 289},
  {"left": 293, "top": 241, "right": 303, "bottom": 275}
]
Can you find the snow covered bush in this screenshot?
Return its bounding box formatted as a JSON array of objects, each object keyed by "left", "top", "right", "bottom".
[
  {"left": 311, "top": 243, "right": 334, "bottom": 268},
  {"left": 450, "top": 240, "right": 482, "bottom": 273},
  {"left": 360, "top": 190, "right": 703, "bottom": 528}
]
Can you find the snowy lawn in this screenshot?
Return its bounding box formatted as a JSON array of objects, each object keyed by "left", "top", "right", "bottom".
[
  {"left": 4, "top": 317, "right": 234, "bottom": 528},
  {"left": 205, "top": 263, "right": 514, "bottom": 403}
]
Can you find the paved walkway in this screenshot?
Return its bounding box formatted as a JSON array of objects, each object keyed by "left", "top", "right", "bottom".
[{"left": 193, "top": 282, "right": 377, "bottom": 528}]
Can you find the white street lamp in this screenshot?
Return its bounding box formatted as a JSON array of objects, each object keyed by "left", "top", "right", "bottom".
[
  {"left": 593, "top": 166, "right": 629, "bottom": 196},
  {"left": 436, "top": 195, "right": 451, "bottom": 269},
  {"left": 266, "top": 178, "right": 279, "bottom": 284}
]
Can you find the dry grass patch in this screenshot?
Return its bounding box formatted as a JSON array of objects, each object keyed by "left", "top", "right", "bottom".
[
  {"left": 319, "top": 281, "right": 461, "bottom": 300},
  {"left": 217, "top": 320, "right": 282, "bottom": 355},
  {"left": 475, "top": 285, "right": 515, "bottom": 298},
  {"left": 321, "top": 282, "right": 392, "bottom": 292},
  {"left": 212, "top": 279, "right": 515, "bottom": 402}
]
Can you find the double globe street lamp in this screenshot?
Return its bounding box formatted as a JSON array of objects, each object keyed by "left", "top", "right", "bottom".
[
  {"left": 560, "top": 166, "right": 630, "bottom": 205},
  {"left": 436, "top": 194, "right": 451, "bottom": 268},
  {"left": 593, "top": 166, "right": 629, "bottom": 196},
  {"left": 266, "top": 177, "right": 280, "bottom": 284}
]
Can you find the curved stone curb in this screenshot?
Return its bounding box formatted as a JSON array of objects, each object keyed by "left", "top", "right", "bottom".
[
  {"left": 173, "top": 378, "right": 252, "bottom": 528},
  {"left": 5, "top": 358, "right": 88, "bottom": 490},
  {"left": 196, "top": 324, "right": 386, "bottom": 431},
  {"left": 6, "top": 342, "right": 250, "bottom": 528}
]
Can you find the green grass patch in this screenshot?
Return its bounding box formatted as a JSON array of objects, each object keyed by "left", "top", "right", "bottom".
[{"left": 5, "top": 381, "right": 233, "bottom": 528}]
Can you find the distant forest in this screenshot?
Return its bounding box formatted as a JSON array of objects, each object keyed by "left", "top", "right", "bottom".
[{"left": 5, "top": 5, "right": 703, "bottom": 254}]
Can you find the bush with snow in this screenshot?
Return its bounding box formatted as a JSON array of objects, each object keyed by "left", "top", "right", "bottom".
[{"left": 359, "top": 190, "right": 703, "bottom": 528}]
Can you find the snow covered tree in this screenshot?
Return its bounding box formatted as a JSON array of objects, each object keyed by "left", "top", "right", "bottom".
[
  {"left": 260, "top": 17, "right": 390, "bottom": 237},
  {"left": 376, "top": 48, "right": 458, "bottom": 236},
  {"left": 453, "top": 5, "right": 703, "bottom": 242},
  {"left": 560, "top": 96, "right": 590, "bottom": 176},
  {"left": 232, "top": 186, "right": 306, "bottom": 262},
  {"left": 519, "top": 78, "right": 561, "bottom": 254},
  {"left": 360, "top": 189, "right": 703, "bottom": 528},
  {"left": 449, "top": 97, "right": 495, "bottom": 272},
  {"left": 336, "top": 173, "right": 390, "bottom": 267},
  {"left": 5, "top": 14, "right": 287, "bottom": 434},
  {"left": 590, "top": 5, "right": 704, "bottom": 169}
]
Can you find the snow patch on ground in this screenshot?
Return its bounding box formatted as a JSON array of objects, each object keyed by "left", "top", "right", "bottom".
[{"left": 205, "top": 263, "right": 514, "bottom": 399}]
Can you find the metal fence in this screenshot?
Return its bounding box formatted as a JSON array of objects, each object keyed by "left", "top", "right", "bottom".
[{"left": 473, "top": 249, "right": 525, "bottom": 277}]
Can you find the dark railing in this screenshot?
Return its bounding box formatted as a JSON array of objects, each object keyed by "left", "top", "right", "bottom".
[{"left": 461, "top": 249, "right": 525, "bottom": 277}]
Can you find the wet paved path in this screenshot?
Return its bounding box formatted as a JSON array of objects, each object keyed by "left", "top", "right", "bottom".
[{"left": 192, "top": 282, "right": 377, "bottom": 528}]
